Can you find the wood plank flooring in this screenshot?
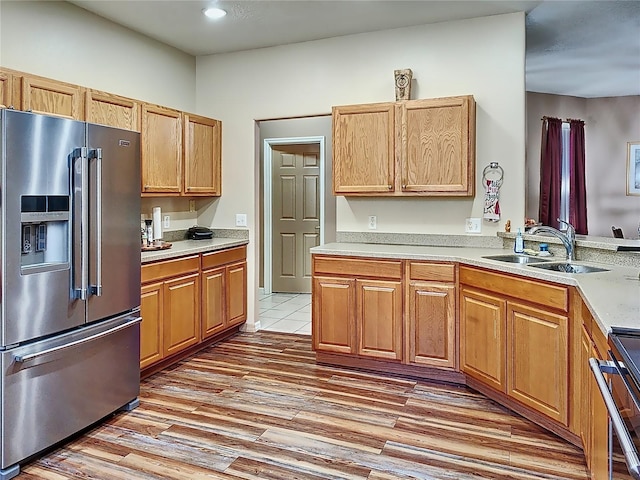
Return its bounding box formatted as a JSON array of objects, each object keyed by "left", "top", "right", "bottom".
[{"left": 17, "top": 332, "right": 591, "bottom": 480}]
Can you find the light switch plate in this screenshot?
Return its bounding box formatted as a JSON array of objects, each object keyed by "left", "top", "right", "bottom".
[
  {"left": 465, "top": 217, "right": 481, "bottom": 233},
  {"left": 235, "top": 213, "right": 248, "bottom": 227}
]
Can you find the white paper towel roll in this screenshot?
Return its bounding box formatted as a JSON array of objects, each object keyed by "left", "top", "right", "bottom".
[{"left": 152, "top": 207, "right": 162, "bottom": 241}]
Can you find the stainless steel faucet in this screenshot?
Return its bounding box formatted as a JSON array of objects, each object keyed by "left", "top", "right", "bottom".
[{"left": 528, "top": 219, "right": 576, "bottom": 261}]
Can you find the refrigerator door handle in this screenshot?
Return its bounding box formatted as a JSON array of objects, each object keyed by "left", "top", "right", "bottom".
[
  {"left": 72, "top": 147, "right": 89, "bottom": 301},
  {"left": 13, "top": 316, "right": 142, "bottom": 363},
  {"left": 89, "top": 148, "right": 103, "bottom": 297}
]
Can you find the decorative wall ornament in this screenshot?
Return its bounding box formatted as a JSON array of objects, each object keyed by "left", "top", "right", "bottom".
[{"left": 394, "top": 69, "right": 413, "bottom": 101}]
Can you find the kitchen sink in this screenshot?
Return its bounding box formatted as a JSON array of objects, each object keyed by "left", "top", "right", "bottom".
[
  {"left": 482, "top": 254, "right": 551, "bottom": 264},
  {"left": 528, "top": 262, "right": 610, "bottom": 274}
]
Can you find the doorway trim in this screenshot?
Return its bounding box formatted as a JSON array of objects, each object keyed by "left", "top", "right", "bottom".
[{"left": 263, "top": 136, "right": 325, "bottom": 295}]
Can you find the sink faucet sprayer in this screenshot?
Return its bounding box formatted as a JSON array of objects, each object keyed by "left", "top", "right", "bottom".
[{"left": 528, "top": 219, "right": 576, "bottom": 261}]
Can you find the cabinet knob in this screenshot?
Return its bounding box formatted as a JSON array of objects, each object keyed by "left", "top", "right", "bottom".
[{"left": 388, "top": 185, "right": 393, "bottom": 190}]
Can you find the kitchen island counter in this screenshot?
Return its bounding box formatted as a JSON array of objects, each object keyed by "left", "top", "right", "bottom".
[{"left": 311, "top": 242, "right": 640, "bottom": 337}]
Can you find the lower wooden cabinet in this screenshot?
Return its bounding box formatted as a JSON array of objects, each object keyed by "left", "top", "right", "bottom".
[
  {"left": 312, "top": 276, "right": 356, "bottom": 354},
  {"left": 201, "top": 248, "right": 247, "bottom": 339},
  {"left": 406, "top": 262, "right": 457, "bottom": 369},
  {"left": 460, "top": 287, "right": 506, "bottom": 392},
  {"left": 163, "top": 272, "right": 200, "bottom": 356},
  {"left": 580, "top": 315, "right": 609, "bottom": 480},
  {"left": 459, "top": 266, "right": 570, "bottom": 426},
  {"left": 507, "top": 301, "right": 568, "bottom": 424},
  {"left": 140, "top": 282, "right": 163, "bottom": 369},
  {"left": 357, "top": 278, "right": 403, "bottom": 360},
  {"left": 140, "top": 246, "right": 247, "bottom": 372},
  {"left": 312, "top": 257, "right": 457, "bottom": 367},
  {"left": 312, "top": 256, "right": 403, "bottom": 361}
]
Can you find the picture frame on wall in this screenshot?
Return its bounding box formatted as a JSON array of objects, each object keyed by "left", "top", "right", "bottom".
[{"left": 627, "top": 142, "right": 640, "bottom": 196}]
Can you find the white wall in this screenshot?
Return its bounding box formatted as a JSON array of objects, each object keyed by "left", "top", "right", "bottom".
[
  {"left": 0, "top": 1, "right": 195, "bottom": 112},
  {"left": 196, "top": 13, "right": 527, "bottom": 329},
  {"left": 526, "top": 93, "right": 640, "bottom": 238}
]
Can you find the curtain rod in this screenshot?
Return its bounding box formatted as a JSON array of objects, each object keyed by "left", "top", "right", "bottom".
[{"left": 541, "top": 116, "right": 585, "bottom": 123}]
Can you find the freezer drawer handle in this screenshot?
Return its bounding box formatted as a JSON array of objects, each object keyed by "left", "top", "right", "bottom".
[
  {"left": 89, "top": 148, "right": 103, "bottom": 297},
  {"left": 13, "top": 317, "right": 141, "bottom": 363},
  {"left": 589, "top": 357, "right": 640, "bottom": 480}
]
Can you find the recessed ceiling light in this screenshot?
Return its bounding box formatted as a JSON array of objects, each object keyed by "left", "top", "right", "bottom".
[{"left": 202, "top": 7, "right": 227, "bottom": 19}]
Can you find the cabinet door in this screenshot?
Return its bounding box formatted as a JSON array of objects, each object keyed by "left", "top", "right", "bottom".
[
  {"left": 312, "top": 276, "right": 356, "bottom": 354},
  {"left": 408, "top": 281, "right": 456, "bottom": 368},
  {"left": 141, "top": 104, "right": 182, "bottom": 195},
  {"left": 401, "top": 96, "right": 475, "bottom": 196},
  {"left": 140, "top": 282, "right": 164, "bottom": 369},
  {"left": 356, "top": 279, "right": 403, "bottom": 361},
  {"left": 163, "top": 273, "right": 200, "bottom": 356},
  {"left": 460, "top": 287, "right": 506, "bottom": 392},
  {"left": 0, "top": 70, "right": 13, "bottom": 108},
  {"left": 227, "top": 261, "right": 247, "bottom": 327},
  {"left": 184, "top": 113, "right": 221, "bottom": 196},
  {"left": 86, "top": 90, "right": 140, "bottom": 131},
  {"left": 201, "top": 267, "right": 225, "bottom": 339},
  {"left": 21, "top": 75, "right": 84, "bottom": 120},
  {"left": 332, "top": 103, "right": 395, "bottom": 194},
  {"left": 507, "top": 302, "right": 568, "bottom": 424},
  {"left": 589, "top": 342, "right": 609, "bottom": 479},
  {"left": 580, "top": 325, "right": 592, "bottom": 466}
]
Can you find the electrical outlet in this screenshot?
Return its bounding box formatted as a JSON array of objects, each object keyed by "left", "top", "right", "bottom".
[
  {"left": 163, "top": 215, "right": 170, "bottom": 228},
  {"left": 368, "top": 215, "right": 377, "bottom": 230},
  {"left": 189, "top": 199, "right": 196, "bottom": 212},
  {"left": 235, "top": 213, "right": 248, "bottom": 227},
  {"left": 465, "top": 217, "right": 481, "bottom": 234}
]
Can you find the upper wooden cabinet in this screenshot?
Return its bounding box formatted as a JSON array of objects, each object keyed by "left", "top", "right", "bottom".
[
  {"left": 1, "top": 67, "right": 225, "bottom": 198},
  {"left": 184, "top": 113, "right": 222, "bottom": 196},
  {"left": 332, "top": 102, "right": 395, "bottom": 194},
  {"left": 141, "top": 106, "right": 224, "bottom": 197},
  {"left": 401, "top": 97, "right": 475, "bottom": 195},
  {"left": 86, "top": 90, "right": 140, "bottom": 131},
  {"left": 20, "top": 75, "right": 84, "bottom": 120},
  {"left": 141, "top": 103, "right": 183, "bottom": 195},
  {"left": 0, "top": 70, "right": 14, "bottom": 108},
  {"left": 332, "top": 95, "right": 476, "bottom": 196}
]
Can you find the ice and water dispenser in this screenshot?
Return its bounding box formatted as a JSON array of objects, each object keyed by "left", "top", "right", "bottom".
[{"left": 20, "top": 195, "right": 69, "bottom": 272}]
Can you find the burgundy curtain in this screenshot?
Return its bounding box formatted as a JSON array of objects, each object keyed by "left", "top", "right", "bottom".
[
  {"left": 538, "top": 117, "right": 563, "bottom": 229},
  {"left": 569, "top": 119, "right": 588, "bottom": 234}
]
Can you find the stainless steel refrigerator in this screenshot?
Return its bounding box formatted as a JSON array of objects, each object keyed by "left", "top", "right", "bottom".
[{"left": 0, "top": 109, "right": 141, "bottom": 480}]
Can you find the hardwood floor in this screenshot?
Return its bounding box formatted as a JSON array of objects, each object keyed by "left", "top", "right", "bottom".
[{"left": 17, "top": 332, "right": 590, "bottom": 480}]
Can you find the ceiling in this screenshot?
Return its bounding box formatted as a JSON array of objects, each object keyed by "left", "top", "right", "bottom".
[{"left": 69, "top": 0, "right": 640, "bottom": 98}]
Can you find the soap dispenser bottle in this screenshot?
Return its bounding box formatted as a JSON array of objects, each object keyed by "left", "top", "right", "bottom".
[{"left": 514, "top": 228, "right": 524, "bottom": 254}]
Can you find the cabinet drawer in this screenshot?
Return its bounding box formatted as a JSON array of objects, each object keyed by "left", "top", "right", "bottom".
[
  {"left": 141, "top": 255, "right": 199, "bottom": 284},
  {"left": 459, "top": 266, "right": 568, "bottom": 312},
  {"left": 409, "top": 262, "right": 455, "bottom": 282},
  {"left": 202, "top": 246, "right": 246, "bottom": 270},
  {"left": 313, "top": 256, "right": 402, "bottom": 279}
]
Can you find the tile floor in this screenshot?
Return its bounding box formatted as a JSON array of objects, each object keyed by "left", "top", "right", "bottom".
[{"left": 258, "top": 292, "right": 311, "bottom": 335}]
